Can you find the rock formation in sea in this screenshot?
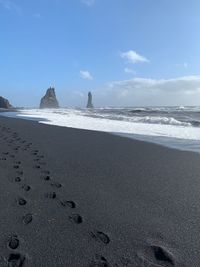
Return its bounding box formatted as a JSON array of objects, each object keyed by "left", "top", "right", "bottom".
[
  {"left": 0, "top": 96, "right": 12, "bottom": 109},
  {"left": 40, "top": 87, "right": 59, "bottom": 109},
  {"left": 86, "top": 92, "right": 94, "bottom": 108}
]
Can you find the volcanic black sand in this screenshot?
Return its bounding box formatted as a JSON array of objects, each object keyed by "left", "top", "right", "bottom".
[{"left": 0, "top": 116, "right": 200, "bottom": 266}]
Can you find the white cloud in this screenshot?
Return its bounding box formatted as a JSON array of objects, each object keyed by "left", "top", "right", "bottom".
[
  {"left": 81, "top": 0, "right": 95, "bottom": 7},
  {"left": 124, "top": 68, "right": 136, "bottom": 75},
  {"left": 80, "top": 70, "right": 93, "bottom": 80},
  {"left": 54, "top": 75, "right": 200, "bottom": 107},
  {"left": 92, "top": 75, "right": 200, "bottom": 106},
  {"left": 120, "top": 50, "right": 149, "bottom": 64},
  {"left": 108, "top": 76, "right": 200, "bottom": 96}
]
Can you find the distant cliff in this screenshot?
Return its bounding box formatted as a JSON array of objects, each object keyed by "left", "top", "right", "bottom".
[
  {"left": 86, "top": 92, "right": 93, "bottom": 108},
  {"left": 40, "top": 87, "right": 59, "bottom": 109},
  {"left": 0, "top": 96, "right": 12, "bottom": 109}
]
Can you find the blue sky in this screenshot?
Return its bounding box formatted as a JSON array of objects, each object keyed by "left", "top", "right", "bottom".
[{"left": 0, "top": 0, "right": 200, "bottom": 107}]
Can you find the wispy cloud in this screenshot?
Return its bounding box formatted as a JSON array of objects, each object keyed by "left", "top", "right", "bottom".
[
  {"left": 0, "top": 0, "right": 21, "bottom": 13},
  {"left": 124, "top": 68, "right": 136, "bottom": 75},
  {"left": 108, "top": 76, "right": 200, "bottom": 96},
  {"left": 90, "top": 76, "right": 200, "bottom": 106},
  {"left": 120, "top": 50, "right": 149, "bottom": 64},
  {"left": 104, "top": 76, "right": 200, "bottom": 105},
  {"left": 80, "top": 70, "right": 93, "bottom": 80},
  {"left": 81, "top": 0, "right": 95, "bottom": 7}
]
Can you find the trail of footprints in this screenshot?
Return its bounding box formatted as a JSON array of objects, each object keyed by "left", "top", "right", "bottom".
[
  {"left": 0, "top": 124, "right": 175, "bottom": 267},
  {"left": 0, "top": 124, "right": 112, "bottom": 267}
]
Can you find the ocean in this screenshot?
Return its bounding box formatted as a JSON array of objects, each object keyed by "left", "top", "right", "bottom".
[{"left": 2, "top": 106, "right": 200, "bottom": 153}]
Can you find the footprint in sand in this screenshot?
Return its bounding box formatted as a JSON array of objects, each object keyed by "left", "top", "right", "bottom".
[
  {"left": 138, "top": 245, "right": 175, "bottom": 267},
  {"left": 22, "top": 184, "right": 31, "bottom": 192},
  {"left": 152, "top": 246, "right": 174, "bottom": 265},
  {"left": 42, "top": 175, "right": 51, "bottom": 181},
  {"left": 46, "top": 192, "right": 56, "bottom": 199},
  {"left": 13, "top": 165, "right": 20, "bottom": 169},
  {"left": 69, "top": 214, "right": 83, "bottom": 224},
  {"left": 91, "top": 231, "right": 110, "bottom": 245},
  {"left": 31, "top": 152, "right": 38, "bottom": 156},
  {"left": 15, "top": 177, "right": 21, "bottom": 183},
  {"left": 60, "top": 200, "right": 76, "bottom": 209},
  {"left": 8, "top": 253, "right": 25, "bottom": 267},
  {"left": 17, "top": 198, "right": 27, "bottom": 206},
  {"left": 23, "top": 214, "right": 33, "bottom": 225},
  {"left": 34, "top": 165, "right": 41, "bottom": 169},
  {"left": 8, "top": 236, "right": 19, "bottom": 250},
  {"left": 90, "top": 255, "right": 109, "bottom": 267},
  {"left": 14, "top": 161, "right": 21, "bottom": 165}
]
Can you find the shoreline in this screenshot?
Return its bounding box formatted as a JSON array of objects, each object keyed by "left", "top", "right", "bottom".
[
  {"left": 0, "top": 116, "right": 200, "bottom": 266},
  {"left": 2, "top": 109, "right": 200, "bottom": 155}
]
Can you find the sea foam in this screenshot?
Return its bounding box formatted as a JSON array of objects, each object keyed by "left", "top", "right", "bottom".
[{"left": 18, "top": 108, "right": 200, "bottom": 141}]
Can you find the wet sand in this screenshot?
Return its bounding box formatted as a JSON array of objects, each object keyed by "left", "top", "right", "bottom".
[{"left": 0, "top": 115, "right": 200, "bottom": 266}]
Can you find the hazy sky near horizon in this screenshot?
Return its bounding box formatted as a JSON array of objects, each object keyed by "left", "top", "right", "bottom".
[{"left": 1, "top": 0, "right": 200, "bottom": 107}]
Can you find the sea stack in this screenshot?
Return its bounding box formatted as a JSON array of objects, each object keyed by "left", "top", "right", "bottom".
[
  {"left": 0, "top": 96, "right": 12, "bottom": 109},
  {"left": 40, "top": 87, "right": 59, "bottom": 109},
  {"left": 86, "top": 92, "right": 93, "bottom": 108}
]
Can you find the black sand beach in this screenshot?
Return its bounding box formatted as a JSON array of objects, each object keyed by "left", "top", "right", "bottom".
[{"left": 1, "top": 116, "right": 200, "bottom": 267}]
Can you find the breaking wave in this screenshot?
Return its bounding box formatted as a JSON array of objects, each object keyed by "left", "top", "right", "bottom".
[
  {"left": 2, "top": 106, "right": 200, "bottom": 153},
  {"left": 11, "top": 108, "right": 200, "bottom": 142}
]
